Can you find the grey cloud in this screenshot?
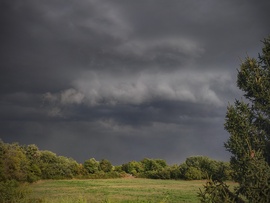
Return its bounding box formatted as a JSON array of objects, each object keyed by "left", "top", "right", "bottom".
[
  {"left": 43, "top": 71, "right": 227, "bottom": 120},
  {"left": 44, "top": 89, "right": 85, "bottom": 105},
  {"left": 113, "top": 38, "right": 204, "bottom": 68},
  {"left": 72, "top": 70, "right": 229, "bottom": 107},
  {"left": 1, "top": 0, "right": 270, "bottom": 164}
]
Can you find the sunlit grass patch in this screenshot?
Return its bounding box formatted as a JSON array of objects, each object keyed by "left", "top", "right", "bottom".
[{"left": 29, "top": 179, "right": 234, "bottom": 202}]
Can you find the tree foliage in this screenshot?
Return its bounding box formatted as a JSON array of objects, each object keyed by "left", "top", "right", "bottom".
[
  {"left": 0, "top": 141, "right": 29, "bottom": 182},
  {"left": 180, "top": 156, "right": 231, "bottom": 181},
  {"left": 199, "top": 36, "right": 270, "bottom": 202},
  {"left": 99, "top": 159, "right": 113, "bottom": 172},
  {"left": 119, "top": 157, "right": 230, "bottom": 181},
  {"left": 83, "top": 158, "right": 99, "bottom": 174}
]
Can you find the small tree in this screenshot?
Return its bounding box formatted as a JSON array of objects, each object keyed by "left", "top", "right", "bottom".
[
  {"left": 99, "top": 159, "right": 113, "bottom": 173},
  {"left": 24, "top": 144, "right": 41, "bottom": 182},
  {"left": 184, "top": 167, "right": 203, "bottom": 180},
  {"left": 121, "top": 161, "right": 143, "bottom": 175},
  {"left": 83, "top": 158, "right": 99, "bottom": 174},
  {"left": 199, "top": 36, "right": 270, "bottom": 202},
  {"left": 0, "top": 142, "right": 29, "bottom": 182},
  {"left": 140, "top": 158, "right": 167, "bottom": 172},
  {"left": 0, "top": 141, "right": 32, "bottom": 202}
]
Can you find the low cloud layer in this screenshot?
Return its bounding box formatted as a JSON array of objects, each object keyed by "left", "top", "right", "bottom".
[
  {"left": 1, "top": 0, "right": 270, "bottom": 164},
  {"left": 44, "top": 70, "right": 229, "bottom": 109}
]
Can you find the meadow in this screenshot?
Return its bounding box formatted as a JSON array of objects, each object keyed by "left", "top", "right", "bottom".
[{"left": 28, "top": 178, "right": 208, "bottom": 203}]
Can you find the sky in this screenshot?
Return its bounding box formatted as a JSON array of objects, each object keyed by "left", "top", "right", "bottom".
[{"left": 1, "top": 0, "right": 270, "bottom": 165}]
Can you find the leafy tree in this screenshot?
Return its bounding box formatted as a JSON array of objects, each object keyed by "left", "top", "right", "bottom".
[
  {"left": 84, "top": 158, "right": 99, "bottom": 174},
  {"left": 184, "top": 166, "right": 203, "bottom": 180},
  {"left": 99, "top": 159, "right": 113, "bottom": 172},
  {"left": 140, "top": 158, "right": 167, "bottom": 172},
  {"left": 168, "top": 164, "right": 182, "bottom": 179},
  {"left": 38, "top": 151, "right": 80, "bottom": 179},
  {"left": 0, "top": 141, "right": 32, "bottom": 202},
  {"left": 0, "top": 142, "right": 29, "bottom": 182},
  {"left": 199, "top": 36, "right": 270, "bottom": 202},
  {"left": 0, "top": 180, "right": 31, "bottom": 203},
  {"left": 139, "top": 158, "right": 169, "bottom": 179},
  {"left": 38, "top": 150, "right": 58, "bottom": 179},
  {"left": 179, "top": 156, "right": 231, "bottom": 181},
  {"left": 57, "top": 156, "right": 80, "bottom": 178},
  {"left": 24, "top": 144, "right": 40, "bottom": 162},
  {"left": 121, "top": 161, "right": 143, "bottom": 176},
  {"left": 185, "top": 156, "right": 207, "bottom": 179},
  {"left": 24, "top": 144, "right": 41, "bottom": 182},
  {"left": 212, "top": 161, "right": 231, "bottom": 181}
]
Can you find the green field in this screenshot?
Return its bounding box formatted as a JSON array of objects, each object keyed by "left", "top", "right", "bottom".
[{"left": 29, "top": 178, "right": 208, "bottom": 203}]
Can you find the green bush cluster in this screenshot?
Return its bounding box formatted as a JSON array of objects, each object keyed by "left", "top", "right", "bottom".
[
  {"left": 0, "top": 180, "right": 31, "bottom": 203},
  {"left": 0, "top": 141, "right": 33, "bottom": 202},
  {"left": 0, "top": 140, "right": 231, "bottom": 183},
  {"left": 0, "top": 140, "right": 123, "bottom": 182},
  {"left": 120, "top": 156, "right": 231, "bottom": 181}
]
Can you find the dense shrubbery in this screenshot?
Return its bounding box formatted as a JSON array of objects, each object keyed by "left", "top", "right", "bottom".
[
  {"left": 0, "top": 180, "right": 31, "bottom": 203},
  {"left": 0, "top": 140, "right": 232, "bottom": 182},
  {"left": 121, "top": 156, "right": 231, "bottom": 181},
  {"left": 0, "top": 141, "right": 33, "bottom": 202},
  {"left": 180, "top": 156, "right": 231, "bottom": 181}
]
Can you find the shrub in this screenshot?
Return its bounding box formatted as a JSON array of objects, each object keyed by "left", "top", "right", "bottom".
[
  {"left": 184, "top": 167, "right": 203, "bottom": 180},
  {"left": 0, "top": 180, "right": 31, "bottom": 203}
]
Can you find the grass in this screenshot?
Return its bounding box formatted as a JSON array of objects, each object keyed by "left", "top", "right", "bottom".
[{"left": 28, "top": 178, "right": 236, "bottom": 203}]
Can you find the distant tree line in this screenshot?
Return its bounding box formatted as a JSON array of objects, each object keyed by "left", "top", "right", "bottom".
[
  {"left": 120, "top": 156, "right": 231, "bottom": 181},
  {"left": 0, "top": 140, "right": 231, "bottom": 182},
  {"left": 0, "top": 140, "right": 232, "bottom": 201}
]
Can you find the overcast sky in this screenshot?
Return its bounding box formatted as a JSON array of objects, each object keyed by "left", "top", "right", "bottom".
[{"left": 1, "top": 0, "right": 270, "bottom": 165}]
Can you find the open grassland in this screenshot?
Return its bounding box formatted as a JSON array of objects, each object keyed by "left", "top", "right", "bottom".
[{"left": 28, "top": 178, "right": 212, "bottom": 203}]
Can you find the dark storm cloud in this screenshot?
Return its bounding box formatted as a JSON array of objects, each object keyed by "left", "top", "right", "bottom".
[{"left": 1, "top": 0, "right": 270, "bottom": 164}]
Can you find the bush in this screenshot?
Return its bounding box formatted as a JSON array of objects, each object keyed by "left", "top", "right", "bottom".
[
  {"left": 0, "top": 180, "right": 31, "bottom": 203},
  {"left": 184, "top": 167, "right": 203, "bottom": 180}
]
